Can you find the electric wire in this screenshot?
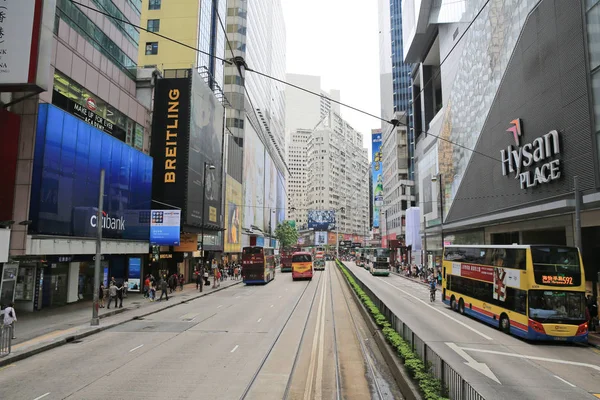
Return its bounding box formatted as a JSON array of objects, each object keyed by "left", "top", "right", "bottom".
[{"left": 67, "top": 0, "right": 500, "bottom": 163}]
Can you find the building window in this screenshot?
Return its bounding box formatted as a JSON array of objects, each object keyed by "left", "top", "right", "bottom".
[
  {"left": 147, "top": 19, "right": 160, "bottom": 32},
  {"left": 149, "top": 0, "right": 161, "bottom": 10},
  {"left": 145, "top": 42, "right": 158, "bottom": 55}
]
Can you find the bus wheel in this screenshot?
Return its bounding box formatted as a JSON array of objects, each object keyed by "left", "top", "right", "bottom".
[
  {"left": 499, "top": 314, "right": 510, "bottom": 334},
  {"left": 450, "top": 296, "right": 457, "bottom": 311},
  {"left": 458, "top": 299, "right": 465, "bottom": 315}
]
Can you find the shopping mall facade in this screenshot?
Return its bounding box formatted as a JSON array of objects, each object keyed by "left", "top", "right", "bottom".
[{"left": 403, "top": 0, "right": 600, "bottom": 291}]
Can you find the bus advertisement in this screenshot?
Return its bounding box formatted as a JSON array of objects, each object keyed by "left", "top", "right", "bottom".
[
  {"left": 242, "top": 246, "right": 276, "bottom": 284},
  {"left": 442, "top": 245, "right": 587, "bottom": 342}
]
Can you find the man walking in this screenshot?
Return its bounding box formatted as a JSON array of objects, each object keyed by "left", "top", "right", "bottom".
[
  {"left": 159, "top": 277, "right": 169, "bottom": 301},
  {"left": 107, "top": 281, "right": 118, "bottom": 309},
  {"left": 117, "top": 281, "right": 124, "bottom": 308}
]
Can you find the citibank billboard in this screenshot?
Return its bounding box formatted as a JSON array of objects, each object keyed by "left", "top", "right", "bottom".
[{"left": 29, "top": 104, "right": 152, "bottom": 240}]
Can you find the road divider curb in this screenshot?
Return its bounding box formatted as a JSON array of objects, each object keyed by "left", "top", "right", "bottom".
[
  {"left": 336, "top": 260, "right": 423, "bottom": 400},
  {"left": 0, "top": 281, "right": 243, "bottom": 368}
]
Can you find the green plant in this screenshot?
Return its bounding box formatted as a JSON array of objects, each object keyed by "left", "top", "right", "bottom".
[
  {"left": 274, "top": 221, "right": 299, "bottom": 249},
  {"left": 335, "top": 260, "right": 448, "bottom": 400}
]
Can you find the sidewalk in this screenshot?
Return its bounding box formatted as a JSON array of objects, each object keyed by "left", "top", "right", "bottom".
[
  {"left": 0, "top": 278, "right": 242, "bottom": 367},
  {"left": 390, "top": 270, "right": 430, "bottom": 287}
]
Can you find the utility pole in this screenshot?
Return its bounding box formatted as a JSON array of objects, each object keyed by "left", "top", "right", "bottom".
[
  {"left": 574, "top": 176, "right": 582, "bottom": 251},
  {"left": 423, "top": 215, "right": 428, "bottom": 269},
  {"left": 200, "top": 162, "right": 216, "bottom": 293},
  {"left": 91, "top": 169, "right": 105, "bottom": 326}
]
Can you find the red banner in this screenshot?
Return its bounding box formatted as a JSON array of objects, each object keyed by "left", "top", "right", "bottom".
[{"left": 461, "top": 264, "right": 494, "bottom": 282}]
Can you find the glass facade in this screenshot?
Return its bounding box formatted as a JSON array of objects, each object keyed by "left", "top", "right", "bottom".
[
  {"left": 586, "top": 0, "right": 600, "bottom": 167},
  {"left": 198, "top": 0, "right": 227, "bottom": 92}
]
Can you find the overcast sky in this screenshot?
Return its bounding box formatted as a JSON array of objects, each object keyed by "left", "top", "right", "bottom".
[{"left": 281, "top": 0, "right": 381, "bottom": 153}]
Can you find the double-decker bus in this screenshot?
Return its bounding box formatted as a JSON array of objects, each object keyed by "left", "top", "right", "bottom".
[
  {"left": 314, "top": 251, "right": 325, "bottom": 271},
  {"left": 370, "top": 248, "right": 390, "bottom": 276},
  {"left": 442, "top": 245, "right": 588, "bottom": 342},
  {"left": 292, "top": 252, "right": 313, "bottom": 281},
  {"left": 242, "top": 246, "right": 276, "bottom": 284},
  {"left": 280, "top": 247, "right": 299, "bottom": 273}
]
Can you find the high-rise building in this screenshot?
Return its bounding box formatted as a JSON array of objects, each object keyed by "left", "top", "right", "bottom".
[
  {"left": 0, "top": 0, "right": 155, "bottom": 310},
  {"left": 287, "top": 129, "right": 310, "bottom": 227},
  {"left": 223, "top": 0, "right": 287, "bottom": 252}
]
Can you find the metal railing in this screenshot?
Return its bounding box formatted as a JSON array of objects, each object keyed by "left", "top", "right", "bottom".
[
  {"left": 0, "top": 325, "right": 12, "bottom": 357},
  {"left": 343, "top": 265, "right": 485, "bottom": 400}
]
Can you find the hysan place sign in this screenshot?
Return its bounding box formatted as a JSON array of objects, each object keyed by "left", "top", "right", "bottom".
[{"left": 500, "top": 118, "right": 561, "bottom": 189}]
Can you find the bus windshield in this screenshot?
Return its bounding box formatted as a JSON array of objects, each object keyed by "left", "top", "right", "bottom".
[
  {"left": 243, "top": 247, "right": 264, "bottom": 255},
  {"left": 531, "top": 246, "right": 582, "bottom": 286},
  {"left": 528, "top": 290, "right": 586, "bottom": 322},
  {"left": 376, "top": 248, "right": 390, "bottom": 257},
  {"left": 292, "top": 254, "right": 311, "bottom": 263}
]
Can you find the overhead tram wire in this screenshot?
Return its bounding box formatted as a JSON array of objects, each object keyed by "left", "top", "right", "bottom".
[{"left": 70, "top": 0, "right": 500, "bottom": 163}]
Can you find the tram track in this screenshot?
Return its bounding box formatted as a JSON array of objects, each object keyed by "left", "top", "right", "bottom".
[{"left": 240, "top": 272, "right": 323, "bottom": 400}]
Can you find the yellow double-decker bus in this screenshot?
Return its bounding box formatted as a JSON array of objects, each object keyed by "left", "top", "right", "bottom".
[{"left": 442, "top": 245, "right": 588, "bottom": 343}]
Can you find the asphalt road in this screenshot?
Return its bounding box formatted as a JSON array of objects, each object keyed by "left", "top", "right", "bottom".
[
  {"left": 344, "top": 261, "right": 600, "bottom": 400},
  {"left": 0, "top": 262, "right": 402, "bottom": 400}
]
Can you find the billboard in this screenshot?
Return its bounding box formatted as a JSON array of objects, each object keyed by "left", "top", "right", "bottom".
[
  {"left": 263, "top": 155, "right": 277, "bottom": 234},
  {"left": 372, "top": 130, "right": 383, "bottom": 229},
  {"left": 225, "top": 175, "right": 243, "bottom": 253},
  {"left": 188, "top": 72, "right": 224, "bottom": 228},
  {"left": 307, "top": 210, "right": 336, "bottom": 231},
  {"left": 30, "top": 105, "right": 152, "bottom": 240},
  {"left": 328, "top": 232, "right": 337, "bottom": 245},
  {"left": 150, "top": 210, "right": 181, "bottom": 245},
  {"left": 315, "top": 231, "right": 327, "bottom": 246},
  {"left": 151, "top": 77, "right": 191, "bottom": 222},
  {"left": 277, "top": 171, "right": 286, "bottom": 224},
  {"left": 243, "top": 123, "right": 265, "bottom": 231}
]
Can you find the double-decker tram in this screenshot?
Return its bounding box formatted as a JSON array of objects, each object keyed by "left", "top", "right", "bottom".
[
  {"left": 314, "top": 250, "right": 325, "bottom": 271},
  {"left": 291, "top": 252, "right": 313, "bottom": 281},
  {"left": 370, "top": 248, "right": 390, "bottom": 276},
  {"left": 280, "top": 247, "right": 299, "bottom": 273},
  {"left": 442, "top": 245, "right": 588, "bottom": 342},
  {"left": 242, "top": 246, "right": 276, "bottom": 284}
]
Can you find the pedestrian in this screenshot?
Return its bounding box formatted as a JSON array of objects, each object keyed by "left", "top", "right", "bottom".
[
  {"left": 179, "top": 273, "right": 184, "bottom": 291},
  {"left": 159, "top": 277, "right": 169, "bottom": 301},
  {"left": 144, "top": 275, "right": 151, "bottom": 298},
  {"left": 99, "top": 282, "right": 106, "bottom": 307},
  {"left": 234, "top": 265, "right": 239, "bottom": 280},
  {"left": 196, "top": 270, "right": 202, "bottom": 290},
  {"left": 204, "top": 268, "right": 210, "bottom": 286},
  {"left": 117, "top": 281, "right": 124, "bottom": 308},
  {"left": 168, "top": 274, "right": 175, "bottom": 293},
  {"left": 149, "top": 282, "right": 156, "bottom": 301},
  {"left": 107, "top": 281, "right": 118, "bottom": 309},
  {"left": 122, "top": 279, "right": 128, "bottom": 298},
  {"left": 3, "top": 302, "right": 17, "bottom": 339}
]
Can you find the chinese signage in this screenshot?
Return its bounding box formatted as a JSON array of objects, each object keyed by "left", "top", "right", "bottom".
[
  {"left": 542, "top": 275, "right": 574, "bottom": 285},
  {"left": 372, "top": 129, "right": 383, "bottom": 229},
  {"left": 0, "top": 0, "right": 38, "bottom": 87},
  {"left": 150, "top": 210, "right": 181, "bottom": 246},
  {"left": 500, "top": 119, "right": 561, "bottom": 189}
]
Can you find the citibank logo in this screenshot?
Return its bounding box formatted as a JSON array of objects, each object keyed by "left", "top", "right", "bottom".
[{"left": 90, "top": 211, "right": 125, "bottom": 231}]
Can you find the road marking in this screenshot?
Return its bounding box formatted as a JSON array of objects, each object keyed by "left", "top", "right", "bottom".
[
  {"left": 315, "top": 270, "right": 328, "bottom": 399},
  {"left": 446, "top": 343, "right": 501, "bottom": 384},
  {"left": 33, "top": 393, "right": 50, "bottom": 400},
  {"left": 378, "top": 278, "right": 493, "bottom": 340},
  {"left": 257, "top": 318, "right": 262, "bottom": 323},
  {"left": 0, "top": 364, "right": 15, "bottom": 371},
  {"left": 278, "top": 296, "right": 282, "bottom": 298},
  {"left": 305, "top": 271, "right": 327, "bottom": 400},
  {"left": 217, "top": 305, "right": 223, "bottom": 309},
  {"left": 270, "top": 304, "right": 274, "bottom": 308},
  {"left": 235, "top": 296, "right": 241, "bottom": 299},
  {"left": 460, "top": 346, "right": 600, "bottom": 372},
  {"left": 129, "top": 344, "right": 144, "bottom": 353},
  {"left": 554, "top": 375, "right": 576, "bottom": 387},
  {"left": 231, "top": 345, "right": 239, "bottom": 353}
]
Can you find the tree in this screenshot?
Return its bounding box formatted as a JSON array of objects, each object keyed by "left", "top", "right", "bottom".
[{"left": 275, "top": 221, "right": 299, "bottom": 249}]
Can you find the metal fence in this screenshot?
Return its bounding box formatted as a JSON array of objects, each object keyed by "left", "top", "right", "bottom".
[
  {"left": 0, "top": 325, "right": 12, "bottom": 357},
  {"left": 344, "top": 266, "right": 485, "bottom": 400}
]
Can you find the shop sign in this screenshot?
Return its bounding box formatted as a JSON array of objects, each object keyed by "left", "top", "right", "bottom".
[
  {"left": 500, "top": 119, "right": 561, "bottom": 189},
  {"left": 90, "top": 212, "right": 125, "bottom": 231},
  {"left": 70, "top": 101, "right": 115, "bottom": 134}
]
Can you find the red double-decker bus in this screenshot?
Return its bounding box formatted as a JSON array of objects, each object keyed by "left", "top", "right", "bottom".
[
  {"left": 242, "top": 246, "right": 276, "bottom": 284},
  {"left": 280, "top": 247, "right": 300, "bottom": 272}
]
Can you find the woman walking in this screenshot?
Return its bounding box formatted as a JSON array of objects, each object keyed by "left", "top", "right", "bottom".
[{"left": 99, "top": 282, "right": 106, "bottom": 308}]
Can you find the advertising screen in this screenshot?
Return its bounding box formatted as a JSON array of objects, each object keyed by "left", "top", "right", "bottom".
[
  {"left": 188, "top": 73, "right": 223, "bottom": 228},
  {"left": 127, "top": 258, "right": 141, "bottom": 292},
  {"left": 150, "top": 210, "right": 181, "bottom": 246},
  {"left": 225, "top": 175, "right": 243, "bottom": 253},
  {"left": 372, "top": 130, "right": 383, "bottom": 229},
  {"left": 328, "top": 232, "right": 337, "bottom": 245},
  {"left": 243, "top": 123, "right": 265, "bottom": 231},
  {"left": 307, "top": 210, "right": 336, "bottom": 231},
  {"left": 315, "top": 231, "right": 327, "bottom": 246},
  {"left": 30, "top": 105, "right": 152, "bottom": 240}
]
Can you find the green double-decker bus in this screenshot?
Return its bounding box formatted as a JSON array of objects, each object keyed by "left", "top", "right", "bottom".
[{"left": 370, "top": 248, "right": 390, "bottom": 276}]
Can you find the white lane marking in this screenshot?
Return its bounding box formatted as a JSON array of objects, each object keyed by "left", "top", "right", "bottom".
[
  {"left": 231, "top": 345, "right": 239, "bottom": 353},
  {"left": 189, "top": 317, "right": 196, "bottom": 322},
  {"left": 235, "top": 296, "right": 241, "bottom": 299},
  {"left": 257, "top": 318, "right": 262, "bottom": 323},
  {"left": 217, "top": 305, "right": 223, "bottom": 309},
  {"left": 304, "top": 269, "right": 328, "bottom": 400},
  {"left": 460, "top": 346, "right": 600, "bottom": 372},
  {"left": 270, "top": 304, "right": 274, "bottom": 308},
  {"left": 378, "top": 278, "right": 493, "bottom": 340},
  {"left": 446, "top": 343, "right": 501, "bottom": 384},
  {"left": 278, "top": 296, "right": 282, "bottom": 298},
  {"left": 33, "top": 393, "right": 51, "bottom": 400},
  {"left": 554, "top": 375, "right": 576, "bottom": 387},
  {"left": 129, "top": 344, "right": 144, "bottom": 353},
  {"left": 315, "top": 270, "right": 328, "bottom": 399}
]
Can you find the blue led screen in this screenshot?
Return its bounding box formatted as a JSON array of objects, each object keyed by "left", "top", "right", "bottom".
[{"left": 30, "top": 104, "right": 153, "bottom": 240}]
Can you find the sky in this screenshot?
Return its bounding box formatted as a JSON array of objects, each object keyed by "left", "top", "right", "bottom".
[{"left": 281, "top": 0, "right": 381, "bottom": 153}]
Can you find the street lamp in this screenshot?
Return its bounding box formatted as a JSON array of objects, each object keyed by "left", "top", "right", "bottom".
[{"left": 200, "top": 162, "right": 216, "bottom": 290}]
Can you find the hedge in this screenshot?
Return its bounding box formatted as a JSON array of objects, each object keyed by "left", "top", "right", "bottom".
[{"left": 336, "top": 260, "right": 448, "bottom": 400}]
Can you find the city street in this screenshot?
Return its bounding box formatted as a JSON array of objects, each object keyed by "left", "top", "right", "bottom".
[
  {"left": 343, "top": 261, "right": 600, "bottom": 400},
  {"left": 0, "top": 262, "right": 402, "bottom": 400}
]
